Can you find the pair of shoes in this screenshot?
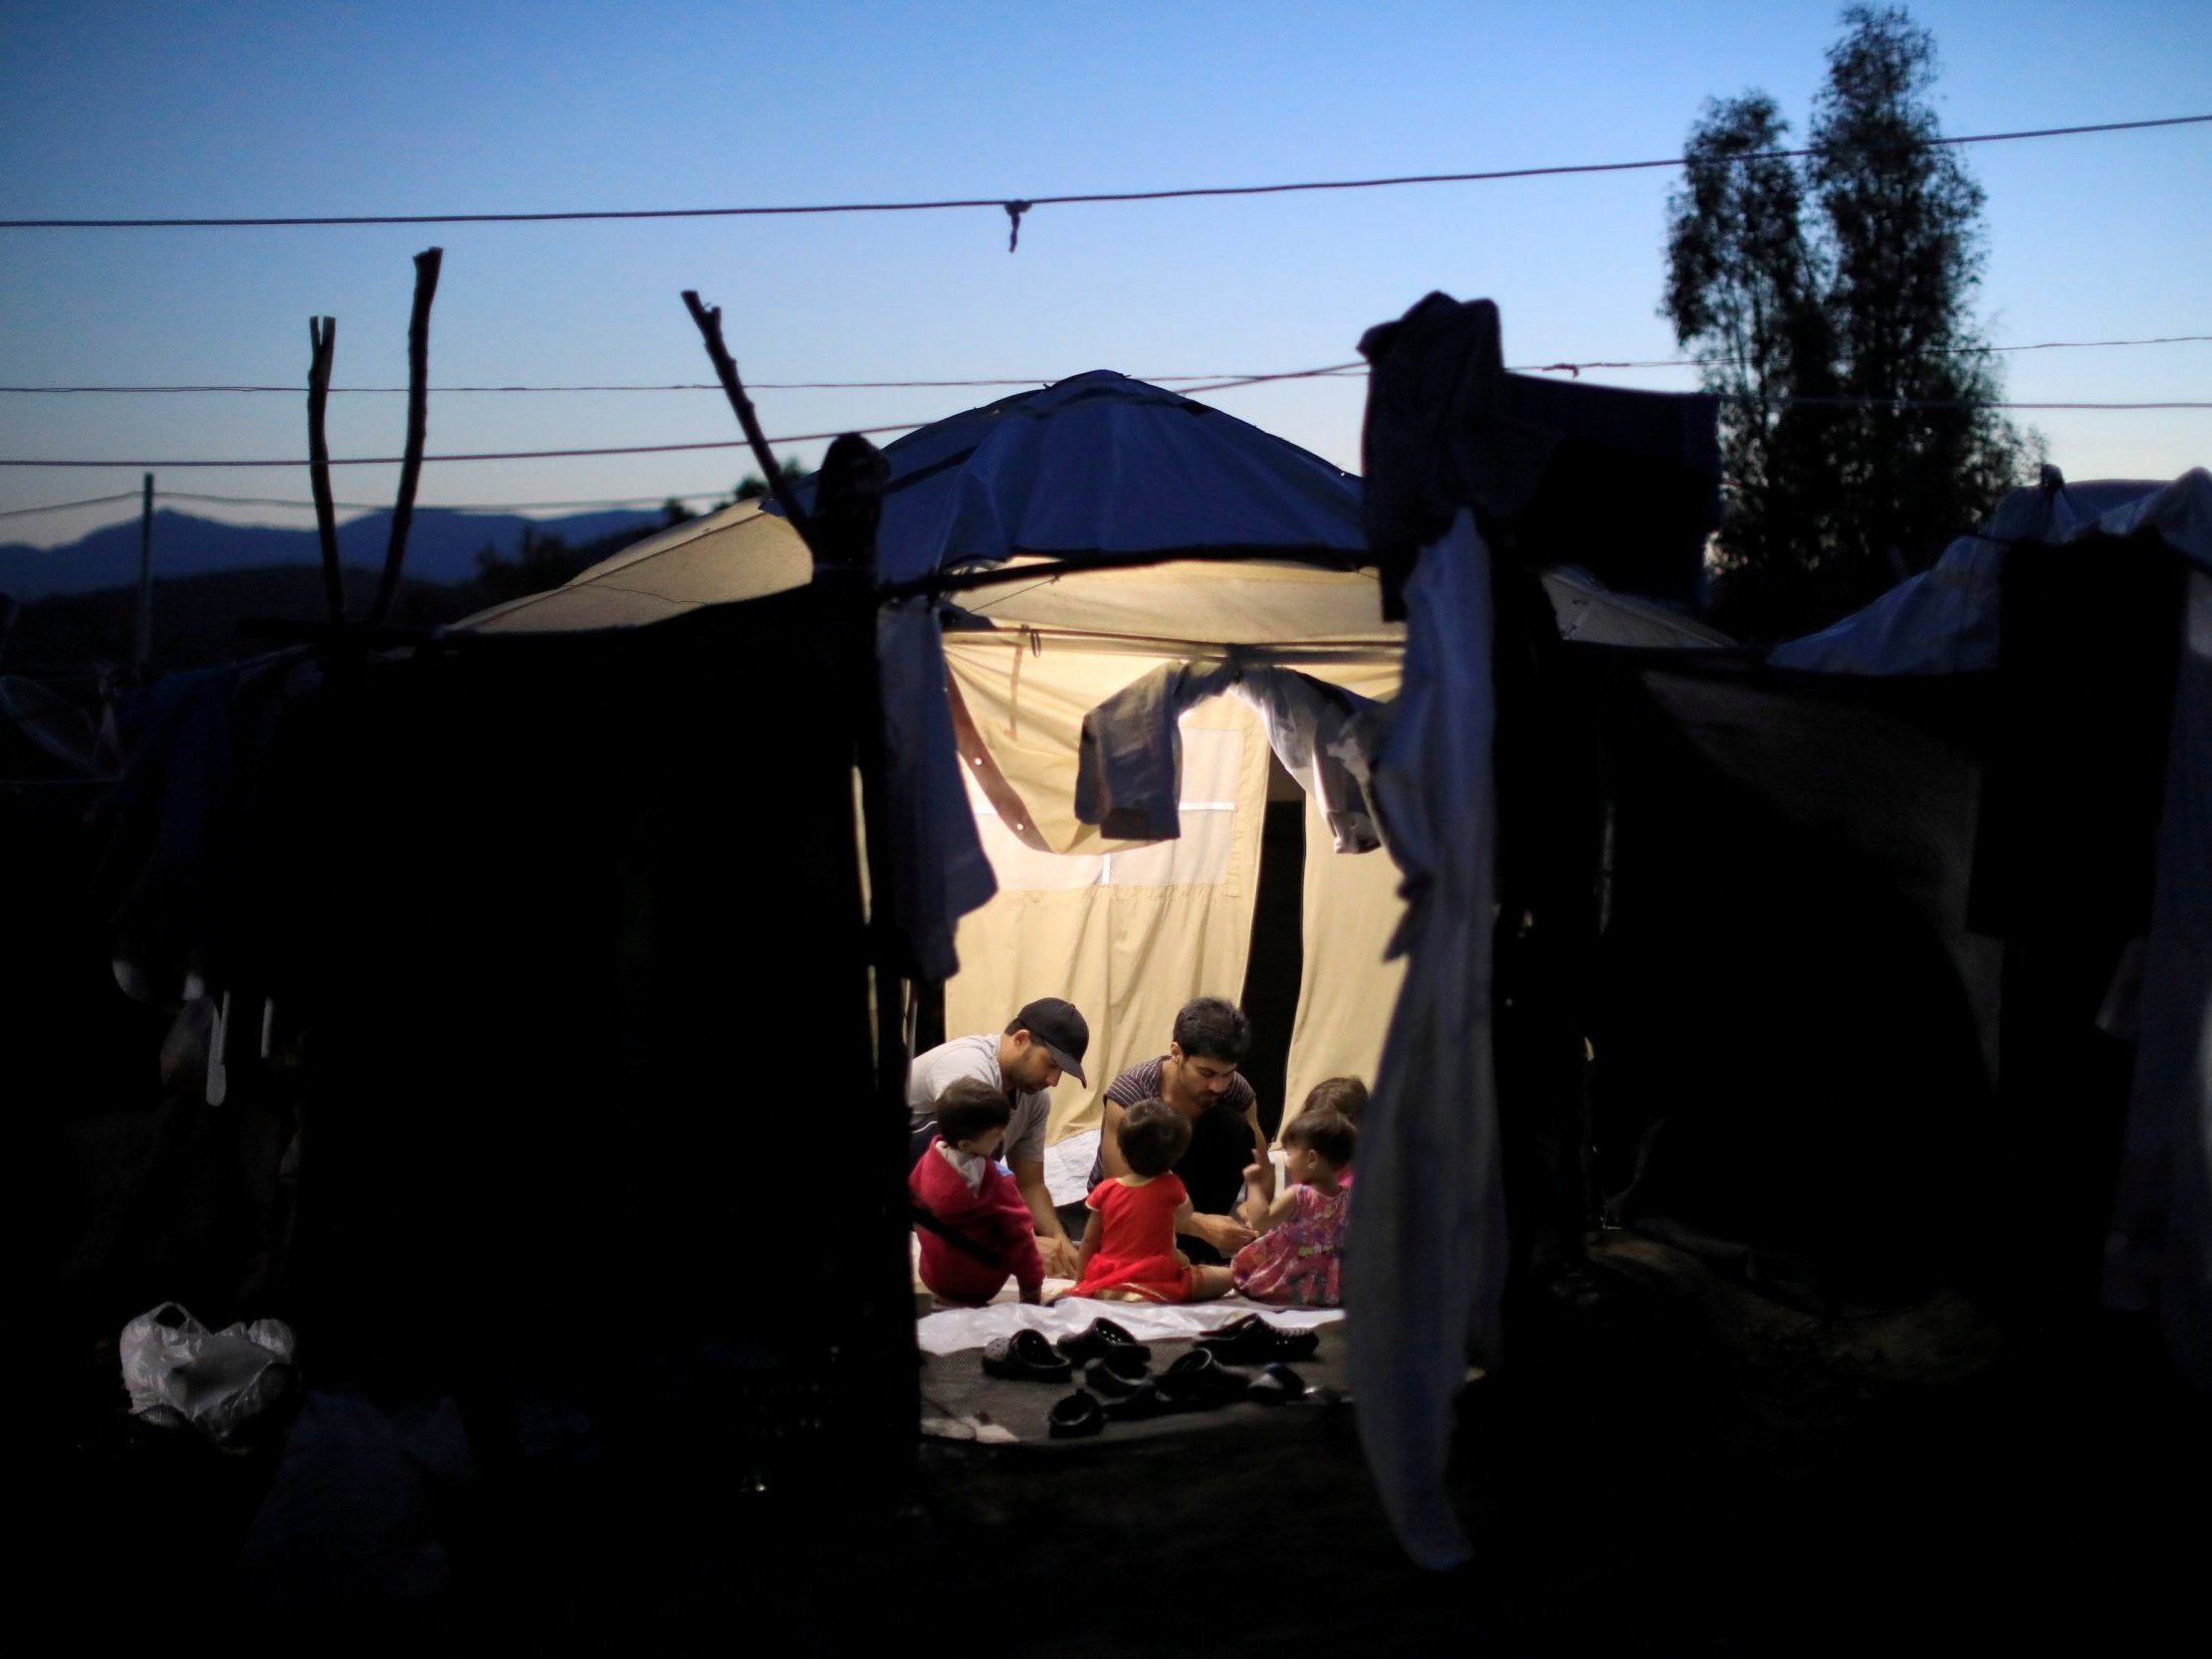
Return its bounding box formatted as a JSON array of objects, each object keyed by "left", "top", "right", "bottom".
[
  {"left": 982, "top": 1329, "right": 1073, "bottom": 1382},
  {"left": 1154, "top": 1348, "right": 1250, "bottom": 1410},
  {"left": 1055, "top": 1318, "right": 1151, "bottom": 1366},
  {"left": 1048, "top": 1388, "right": 1105, "bottom": 1438},
  {"left": 1083, "top": 1355, "right": 1150, "bottom": 1397},
  {"left": 1197, "top": 1314, "right": 1319, "bottom": 1363},
  {"left": 1245, "top": 1362, "right": 1307, "bottom": 1404}
]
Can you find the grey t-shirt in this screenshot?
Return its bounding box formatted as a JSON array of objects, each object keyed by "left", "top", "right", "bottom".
[{"left": 906, "top": 1033, "right": 1051, "bottom": 1168}]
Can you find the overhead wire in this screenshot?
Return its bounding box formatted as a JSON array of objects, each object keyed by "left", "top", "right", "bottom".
[
  {"left": 4, "top": 113, "right": 2206, "bottom": 231},
  {"left": 3, "top": 334, "right": 2203, "bottom": 397},
  {"left": 2, "top": 391, "right": 2205, "bottom": 474}
]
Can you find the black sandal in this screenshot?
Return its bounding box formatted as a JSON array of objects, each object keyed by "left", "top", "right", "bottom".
[
  {"left": 1047, "top": 1388, "right": 1105, "bottom": 1438},
  {"left": 1054, "top": 1317, "right": 1152, "bottom": 1366}
]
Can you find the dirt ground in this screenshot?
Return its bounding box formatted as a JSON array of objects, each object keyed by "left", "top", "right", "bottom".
[{"left": 55, "top": 1233, "right": 2207, "bottom": 1656}]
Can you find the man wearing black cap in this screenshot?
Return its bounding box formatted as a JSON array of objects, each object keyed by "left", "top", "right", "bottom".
[{"left": 907, "top": 998, "right": 1090, "bottom": 1279}]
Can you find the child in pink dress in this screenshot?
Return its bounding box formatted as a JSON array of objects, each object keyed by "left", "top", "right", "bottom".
[
  {"left": 1069, "top": 1099, "right": 1234, "bottom": 1304},
  {"left": 1295, "top": 1076, "right": 1368, "bottom": 1190},
  {"left": 1231, "top": 1107, "right": 1355, "bottom": 1306}
]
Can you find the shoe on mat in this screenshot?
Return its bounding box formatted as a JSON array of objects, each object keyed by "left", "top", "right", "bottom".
[
  {"left": 1100, "top": 1379, "right": 1174, "bottom": 1421},
  {"left": 982, "top": 1329, "right": 1074, "bottom": 1382},
  {"left": 1047, "top": 1388, "right": 1105, "bottom": 1438},
  {"left": 1085, "top": 1344, "right": 1150, "bottom": 1382},
  {"left": 1055, "top": 1317, "right": 1151, "bottom": 1366},
  {"left": 1084, "top": 1356, "right": 1149, "bottom": 1397},
  {"left": 1154, "top": 1348, "right": 1251, "bottom": 1409},
  {"left": 1245, "top": 1362, "right": 1307, "bottom": 1404},
  {"left": 1196, "top": 1316, "right": 1319, "bottom": 1363}
]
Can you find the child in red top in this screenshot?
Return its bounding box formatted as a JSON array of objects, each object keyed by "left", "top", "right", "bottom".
[
  {"left": 910, "top": 1080, "right": 1045, "bottom": 1306},
  {"left": 1068, "top": 1099, "right": 1234, "bottom": 1304}
]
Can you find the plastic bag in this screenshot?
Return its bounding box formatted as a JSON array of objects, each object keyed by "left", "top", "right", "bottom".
[{"left": 119, "top": 1302, "right": 298, "bottom": 1444}]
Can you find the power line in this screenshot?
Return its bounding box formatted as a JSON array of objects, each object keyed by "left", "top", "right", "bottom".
[
  {"left": 164, "top": 489, "right": 734, "bottom": 514},
  {"left": 0, "top": 423, "right": 925, "bottom": 470},
  {"left": 6, "top": 334, "right": 2204, "bottom": 397},
  {"left": 5, "top": 114, "right": 2206, "bottom": 231},
  {"left": 2, "top": 393, "right": 2201, "bottom": 475},
  {"left": 0, "top": 491, "right": 142, "bottom": 520},
  {"left": 0, "top": 368, "right": 1364, "bottom": 395}
]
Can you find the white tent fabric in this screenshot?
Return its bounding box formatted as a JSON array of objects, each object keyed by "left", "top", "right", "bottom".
[
  {"left": 457, "top": 500, "right": 808, "bottom": 634},
  {"left": 1347, "top": 510, "right": 1505, "bottom": 1571}
]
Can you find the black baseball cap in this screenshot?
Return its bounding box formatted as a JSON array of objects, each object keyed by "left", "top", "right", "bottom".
[{"left": 1012, "top": 997, "right": 1089, "bottom": 1086}]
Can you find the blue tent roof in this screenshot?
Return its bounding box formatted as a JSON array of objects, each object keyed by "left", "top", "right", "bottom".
[{"left": 787, "top": 370, "right": 1368, "bottom": 584}]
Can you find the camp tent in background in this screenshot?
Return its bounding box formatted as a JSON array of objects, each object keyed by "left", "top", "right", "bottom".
[{"left": 456, "top": 369, "right": 1723, "bottom": 1145}]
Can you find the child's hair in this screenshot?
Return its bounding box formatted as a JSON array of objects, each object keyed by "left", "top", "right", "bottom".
[
  {"left": 1301, "top": 1075, "right": 1369, "bottom": 1127},
  {"left": 1282, "top": 1107, "right": 1357, "bottom": 1169},
  {"left": 935, "top": 1078, "right": 1011, "bottom": 1147},
  {"left": 1118, "top": 1098, "right": 1192, "bottom": 1177}
]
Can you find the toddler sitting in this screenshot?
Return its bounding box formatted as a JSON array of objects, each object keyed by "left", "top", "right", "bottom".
[
  {"left": 1230, "top": 1105, "right": 1354, "bottom": 1306},
  {"left": 909, "top": 1079, "right": 1045, "bottom": 1306},
  {"left": 1067, "top": 1099, "right": 1234, "bottom": 1304}
]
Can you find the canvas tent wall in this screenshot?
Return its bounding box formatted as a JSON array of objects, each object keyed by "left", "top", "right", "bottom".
[
  {"left": 459, "top": 373, "right": 1416, "bottom": 1139},
  {"left": 458, "top": 373, "right": 1721, "bottom": 1140}
]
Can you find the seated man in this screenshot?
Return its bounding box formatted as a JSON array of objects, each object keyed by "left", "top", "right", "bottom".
[
  {"left": 908, "top": 997, "right": 1089, "bottom": 1280},
  {"left": 1088, "top": 996, "right": 1269, "bottom": 1263}
]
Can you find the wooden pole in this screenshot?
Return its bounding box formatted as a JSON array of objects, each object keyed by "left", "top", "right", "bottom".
[
  {"left": 370, "top": 247, "right": 443, "bottom": 625},
  {"left": 306, "top": 316, "right": 344, "bottom": 626},
  {"left": 679, "top": 291, "right": 817, "bottom": 551},
  {"left": 133, "top": 472, "right": 155, "bottom": 673}
]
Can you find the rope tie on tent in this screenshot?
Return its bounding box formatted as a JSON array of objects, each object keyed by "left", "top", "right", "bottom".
[{"left": 1003, "top": 200, "right": 1031, "bottom": 252}]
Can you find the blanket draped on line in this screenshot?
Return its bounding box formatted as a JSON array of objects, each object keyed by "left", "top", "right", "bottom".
[
  {"left": 1346, "top": 509, "right": 1505, "bottom": 1571},
  {"left": 1076, "top": 660, "right": 1388, "bottom": 849}
]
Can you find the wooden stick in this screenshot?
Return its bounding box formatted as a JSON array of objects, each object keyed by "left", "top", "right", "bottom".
[
  {"left": 680, "top": 290, "right": 817, "bottom": 551},
  {"left": 371, "top": 247, "right": 443, "bottom": 624},
  {"left": 306, "top": 316, "right": 344, "bottom": 626},
  {"left": 133, "top": 471, "right": 155, "bottom": 673}
]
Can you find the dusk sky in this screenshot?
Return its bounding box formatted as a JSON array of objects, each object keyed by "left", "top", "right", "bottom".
[{"left": 3, "top": 1, "right": 2206, "bottom": 550}]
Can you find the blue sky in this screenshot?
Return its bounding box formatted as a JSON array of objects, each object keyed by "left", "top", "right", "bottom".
[{"left": 3, "top": 0, "right": 2206, "bottom": 549}]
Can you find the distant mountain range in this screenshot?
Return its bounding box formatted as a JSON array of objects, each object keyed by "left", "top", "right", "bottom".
[{"left": 0, "top": 506, "right": 664, "bottom": 600}]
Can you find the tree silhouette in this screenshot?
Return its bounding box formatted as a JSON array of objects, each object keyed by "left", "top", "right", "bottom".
[
  {"left": 1663, "top": 6, "right": 2033, "bottom": 640},
  {"left": 733, "top": 456, "right": 805, "bottom": 505}
]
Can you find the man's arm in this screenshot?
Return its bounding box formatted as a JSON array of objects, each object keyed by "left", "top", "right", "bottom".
[
  {"left": 1180, "top": 1207, "right": 1256, "bottom": 1255},
  {"left": 1008, "top": 1155, "right": 1080, "bottom": 1278}
]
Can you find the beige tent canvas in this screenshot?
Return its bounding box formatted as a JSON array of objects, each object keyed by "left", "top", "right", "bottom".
[{"left": 456, "top": 373, "right": 1721, "bottom": 1141}]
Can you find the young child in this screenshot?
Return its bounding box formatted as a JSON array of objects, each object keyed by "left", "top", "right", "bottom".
[
  {"left": 909, "top": 1079, "right": 1045, "bottom": 1306},
  {"left": 1297, "top": 1076, "right": 1368, "bottom": 1189},
  {"left": 1068, "top": 1099, "right": 1233, "bottom": 1304},
  {"left": 1231, "top": 1106, "right": 1355, "bottom": 1306}
]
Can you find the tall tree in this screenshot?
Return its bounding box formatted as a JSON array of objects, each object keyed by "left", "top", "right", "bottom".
[{"left": 1663, "top": 6, "right": 2031, "bottom": 639}]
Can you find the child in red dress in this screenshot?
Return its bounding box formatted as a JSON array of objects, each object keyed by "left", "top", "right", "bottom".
[{"left": 1068, "top": 1099, "right": 1234, "bottom": 1304}]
